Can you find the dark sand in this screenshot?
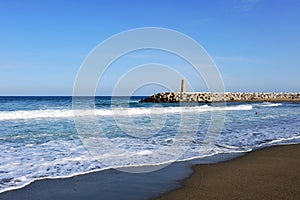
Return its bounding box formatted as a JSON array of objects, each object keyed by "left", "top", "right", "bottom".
[{"left": 154, "top": 144, "right": 300, "bottom": 200}]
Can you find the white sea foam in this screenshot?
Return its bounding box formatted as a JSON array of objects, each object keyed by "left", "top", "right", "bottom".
[
  {"left": 256, "top": 102, "right": 282, "bottom": 107},
  {"left": 0, "top": 109, "right": 74, "bottom": 121},
  {"left": 256, "top": 135, "right": 300, "bottom": 147},
  {"left": 0, "top": 104, "right": 252, "bottom": 121},
  {"left": 1, "top": 100, "right": 299, "bottom": 194},
  {"left": 0, "top": 134, "right": 299, "bottom": 194},
  {"left": 0, "top": 138, "right": 256, "bottom": 194}
]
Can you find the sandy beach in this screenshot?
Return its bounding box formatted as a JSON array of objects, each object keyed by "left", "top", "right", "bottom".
[
  {"left": 0, "top": 144, "right": 298, "bottom": 200},
  {"left": 154, "top": 144, "right": 300, "bottom": 200}
]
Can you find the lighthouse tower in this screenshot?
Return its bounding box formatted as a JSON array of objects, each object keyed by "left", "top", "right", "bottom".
[{"left": 181, "top": 78, "right": 186, "bottom": 93}]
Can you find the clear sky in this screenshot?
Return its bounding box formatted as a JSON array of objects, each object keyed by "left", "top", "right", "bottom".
[{"left": 1, "top": 0, "right": 299, "bottom": 95}]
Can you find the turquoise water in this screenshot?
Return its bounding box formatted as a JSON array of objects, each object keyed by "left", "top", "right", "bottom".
[{"left": 0, "top": 96, "right": 299, "bottom": 193}]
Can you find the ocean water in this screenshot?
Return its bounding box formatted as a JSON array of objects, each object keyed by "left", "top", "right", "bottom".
[{"left": 0, "top": 96, "right": 300, "bottom": 193}]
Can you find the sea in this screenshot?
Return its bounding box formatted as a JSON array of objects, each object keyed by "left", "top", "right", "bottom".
[{"left": 0, "top": 96, "right": 300, "bottom": 194}]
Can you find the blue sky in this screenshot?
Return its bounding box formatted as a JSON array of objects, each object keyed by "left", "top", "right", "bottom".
[{"left": 0, "top": 0, "right": 299, "bottom": 95}]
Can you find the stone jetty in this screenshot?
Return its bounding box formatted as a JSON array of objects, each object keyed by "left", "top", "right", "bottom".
[{"left": 139, "top": 92, "right": 300, "bottom": 103}]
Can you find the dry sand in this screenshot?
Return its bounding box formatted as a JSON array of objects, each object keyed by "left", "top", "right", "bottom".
[{"left": 154, "top": 144, "right": 300, "bottom": 200}]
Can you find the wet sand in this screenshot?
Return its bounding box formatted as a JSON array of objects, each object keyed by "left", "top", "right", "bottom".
[{"left": 154, "top": 144, "right": 300, "bottom": 200}]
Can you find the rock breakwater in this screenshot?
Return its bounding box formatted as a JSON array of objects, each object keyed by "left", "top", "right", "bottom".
[{"left": 139, "top": 92, "right": 300, "bottom": 103}]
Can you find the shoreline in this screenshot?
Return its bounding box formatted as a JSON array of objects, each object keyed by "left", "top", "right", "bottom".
[
  {"left": 0, "top": 144, "right": 299, "bottom": 199},
  {"left": 153, "top": 144, "right": 300, "bottom": 200}
]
